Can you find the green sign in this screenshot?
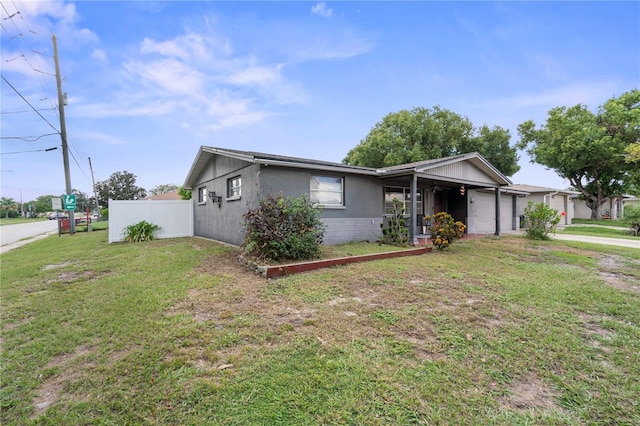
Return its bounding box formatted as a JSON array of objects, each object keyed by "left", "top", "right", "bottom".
[{"left": 64, "top": 194, "right": 76, "bottom": 210}]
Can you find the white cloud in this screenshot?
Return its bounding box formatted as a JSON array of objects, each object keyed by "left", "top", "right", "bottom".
[
  {"left": 123, "top": 58, "right": 205, "bottom": 98},
  {"left": 227, "top": 64, "right": 283, "bottom": 86},
  {"left": 140, "top": 33, "right": 214, "bottom": 62},
  {"left": 92, "top": 48, "right": 107, "bottom": 63},
  {"left": 311, "top": 2, "right": 333, "bottom": 19},
  {"left": 78, "top": 131, "right": 126, "bottom": 145},
  {"left": 476, "top": 82, "right": 624, "bottom": 110}
]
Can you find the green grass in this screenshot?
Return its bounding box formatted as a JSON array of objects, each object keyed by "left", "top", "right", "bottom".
[
  {"left": 572, "top": 218, "right": 631, "bottom": 227},
  {"left": 0, "top": 217, "right": 46, "bottom": 226},
  {"left": 2, "top": 233, "right": 639, "bottom": 425},
  {"left": 559, "top": 225, "right": 638, "bottom": 239}
]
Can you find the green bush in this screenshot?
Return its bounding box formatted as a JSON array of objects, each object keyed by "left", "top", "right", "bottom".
[
  {"left": 122, "top": 220, "right": 162, "bottom": 242},
  {"left": 426, "top": 211, "right": 466, "bottom": 250},
  {"left": 522, "top": 201, "right": 560, "bottom": 240},
  {"left": 380, "top": 198, "right": 409, "bottom": 246},
  {"left": 243, "top": 193, "right": 325, "bottom": 261},
  {"left": 624, "top": 204, "right": 640, "bottom": 236}
]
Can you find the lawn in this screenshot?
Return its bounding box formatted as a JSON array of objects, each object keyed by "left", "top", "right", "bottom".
[
  {"left": 1, "top": 231, "right": 639, "bottom": 425},
  {"left": 0, "top": 217, "right": 46, "bottom": 226},
  {"left": 559, "top": 225, "right": 639, "bottom": 239}
]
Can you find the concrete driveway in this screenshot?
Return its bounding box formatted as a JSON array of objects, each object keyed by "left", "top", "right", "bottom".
[{"left": 552, "top": 233, "right": 640, "bottom": 249}]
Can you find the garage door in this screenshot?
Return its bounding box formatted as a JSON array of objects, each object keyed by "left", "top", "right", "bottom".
[
  {"left": 500, "top": 195, "right": 516, "bottom": 232},
  {"left": 468, "top": 190, "right": 495, "bottom": 234},
  {"left": 549, "top": 195, "right": 567, "bottom": 225}
]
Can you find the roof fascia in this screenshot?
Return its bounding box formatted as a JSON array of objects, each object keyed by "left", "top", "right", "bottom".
[{"left": 258, "top": 158, "right": 379, "bottom": 175}]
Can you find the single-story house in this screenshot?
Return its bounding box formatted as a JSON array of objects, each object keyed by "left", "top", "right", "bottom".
[
  {"left": 505, "top": 184, "right": 574, "bottom": 226},
  {"left": 143, "top": 190, "right": 182, "bottom": 200},
  {"left": 183, "top": 146, "right": 516, "bottom": 246},
  {"left": 572, "top": 194, "right": 635, "bottom": 220}
]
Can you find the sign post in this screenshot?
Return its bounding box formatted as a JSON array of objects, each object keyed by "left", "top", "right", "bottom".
[
  {"left": 51, "top": 197, "right": 62, "bottom": 236},
  {"left": 63, "top": 194, "right": 76, "bottom": 210},
  {"left": 64, "top": 194, "right": 76, "bottom": 234}
]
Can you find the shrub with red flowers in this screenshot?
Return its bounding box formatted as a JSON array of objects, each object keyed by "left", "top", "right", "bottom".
[{"left": 426, "top": 211, "right": 466, "bottom": 250}]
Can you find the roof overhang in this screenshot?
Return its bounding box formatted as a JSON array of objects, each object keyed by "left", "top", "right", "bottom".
[
  {"left": 184, "top": 147, "right": 512, "bottom": 189},
  {"left": 378, "top": 152, "right": 512, "bottom": 186}
]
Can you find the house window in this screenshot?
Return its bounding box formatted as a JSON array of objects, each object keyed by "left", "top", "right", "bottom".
[
  {"left": 227, "top": 176, "right": 241, "bottom": 199},
  {"left": 384, "top": 186, "right": 422, "bottom": 215},
  {"left": 198, "top": 187, "right": 207, "bottom": 204},
  {"left": 310, "top": 176, "right": 343, "bottom": 207}
]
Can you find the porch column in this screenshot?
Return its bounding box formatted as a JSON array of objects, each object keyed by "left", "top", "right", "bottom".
[
  {"left": 495, "top": 187, "right": 501, "bottom": 236},
  {"left": 410, "top": 174, "right": 418, "bottom": 245}
]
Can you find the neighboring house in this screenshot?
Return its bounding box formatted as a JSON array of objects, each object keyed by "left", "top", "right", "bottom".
[
  {"left": 571, "top": 194, "right": 631, "bottom": 220},
  {"left": 505, "top": 184, "right": 574, "bottom": 226},
  {"left": 183, "top": 146, "right": 514, "bottom": 246},
  {"left": 624, "top": 196, "right": 640, "bottom": 211},
  {"left": 144, "top": 190, "right": 182, "bottom": 200}
]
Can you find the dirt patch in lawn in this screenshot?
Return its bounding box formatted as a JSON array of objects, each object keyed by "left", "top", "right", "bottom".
[
  {"left": 167, "top": 248, "right": 513, "bottom": 367},
  {"left": 31, "top": 344, "right": 96, "bottom": 419},
  {"left": 500, "top": 374, "right": 560, "bottom": 412},
  {"left": 597, "top": 255, "right": 640, "bottom": 294}
]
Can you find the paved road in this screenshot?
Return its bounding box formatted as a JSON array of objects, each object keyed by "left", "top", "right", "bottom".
[
  {"left": 0, "top": 220, "right": 59, "bottom": 254},
  {"left": 552, "top": 233, "right": 640, "bottom": 249}
]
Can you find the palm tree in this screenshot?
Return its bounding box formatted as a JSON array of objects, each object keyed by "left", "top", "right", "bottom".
[{"left": 1, "top": 197, "right": 17, "bottom": 218}]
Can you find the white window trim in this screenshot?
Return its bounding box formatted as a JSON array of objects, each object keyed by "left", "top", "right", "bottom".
[
  {"left": 197, "top": 187, "right": 207, "bottom": 205},
  {"left": 310, "top": 175, "right": 344, "bottom": 208},
  {"left": 227, "top": 176, "right": 242, "bottom": 201}
]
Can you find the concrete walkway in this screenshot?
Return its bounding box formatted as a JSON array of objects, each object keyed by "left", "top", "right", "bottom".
[{"left": 551, "top": 233, "right": 640, "bottom": 249}]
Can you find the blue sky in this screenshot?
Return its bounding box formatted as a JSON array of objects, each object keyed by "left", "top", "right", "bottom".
[{"left": 2, "top": 1, "right": 638, "bottom": 204}]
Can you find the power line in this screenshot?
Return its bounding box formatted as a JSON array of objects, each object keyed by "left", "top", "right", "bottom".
[
  {"left": 0, "top": 108, "right": 57, "bottom": 114},
  {"left": 1, "top": 146, "right": 58, "bottom": 155},
  {"left": 1, "top": 74, "right": 60, "bottom": 133},
  {"left": 0, "top": 133, "right": 59, "bottom": 141}
]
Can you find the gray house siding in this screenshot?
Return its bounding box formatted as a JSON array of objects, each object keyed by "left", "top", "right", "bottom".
[
  {"left": 258, "top": 166, "right": 384, "bottom": 244},
  {"left": 193, "top": 163, "right": 385, "bottom": 246},
  {"left": 193, "top": 158, "right": 260, "bottom": 246},
  {"left": 185, "top": 147, "right": 514, "bottom": 246}
]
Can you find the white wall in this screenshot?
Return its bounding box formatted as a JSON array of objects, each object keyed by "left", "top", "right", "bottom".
[{"left": 108, "top": 199, "right": 193, "bottom": 243}]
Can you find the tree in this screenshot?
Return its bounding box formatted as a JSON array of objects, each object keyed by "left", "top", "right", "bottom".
[
  {"left": 342, "top": 106, "right": 520, "bottom": 176},
  {"left": 1, "top": 197, "right": 16, "bottom": 218},
  {"left": 625, "top": 143, "right": 640, "bottom": 163},
  {"left": 517, "top": 89, "right": 640, "bottom": 219},
  {"left": 150, "top": 184, "right": 178, "bottom": 196},
  {"left": 178, "top": 187, "right": 192, "bottom": 200},
  {"left": 95, "top": 171, "right": 147, "bottom": 207},
  {"left": 460, "top": 125, "right": 520, "bottom": 177}
]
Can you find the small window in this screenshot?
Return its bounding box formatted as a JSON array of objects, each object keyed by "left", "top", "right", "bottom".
[
  {"left": 198, "top": 187, "right": 207, "bottom": 204},
  {"left": 310, "top": 176, "right": 343, "bottom": 207},
  {"left": 227, "top": 176, "right": 241, "bottom": 199}
]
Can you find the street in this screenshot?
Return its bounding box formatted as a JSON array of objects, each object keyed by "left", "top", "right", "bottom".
[{"left": 0, "top": 220, "right": 59, "bottom": 254}]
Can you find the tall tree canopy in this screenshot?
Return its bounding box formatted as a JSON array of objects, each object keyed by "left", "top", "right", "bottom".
[
  {"left": 95, "top": 171, "right": 147, "bottom": 207},
  {"left": 150, "top": 184, "right": 179, "bottom": 196},
  {"left": 342, "top": 106, "right": 520, "bottom": 176},
  {"left": 517, "top": 89, "right": 640, "bottom": 219},
  {"left": 1, "top": 197, "right": 17, "bottom": 218}
]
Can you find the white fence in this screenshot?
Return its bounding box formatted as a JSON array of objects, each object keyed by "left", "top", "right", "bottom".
[{"left": 108, "top": 199, "right": 193, "bottom": 243}]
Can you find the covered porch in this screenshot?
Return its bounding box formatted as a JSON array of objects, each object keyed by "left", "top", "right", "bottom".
[{"left": 377, "top": 153, "right": 513, "bottom": 245}]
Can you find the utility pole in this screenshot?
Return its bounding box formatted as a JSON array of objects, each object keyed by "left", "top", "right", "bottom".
[
  {"left": 53, "top": 33, "right": 74, "bottom": 234},
  {"left": 88, "top": 157, "right": 99, "bottom": 216}
]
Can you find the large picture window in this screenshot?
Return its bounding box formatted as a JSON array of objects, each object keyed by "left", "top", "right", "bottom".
[
  {"left": 310, "top": 176, "right": 343, "bottom": 207},
  {"left": 227, "top": 176, "right": 241, "bottom": 199},
  {"left": 198, "top": 187, "right": 207, "bottom": 204}
]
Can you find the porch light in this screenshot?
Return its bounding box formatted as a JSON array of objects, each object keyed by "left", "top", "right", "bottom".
[
  {"left": 208, "top": 190, "right": 223, "bottom": 208},
  {"left": 460, "top": 185, "right": 465, "bottom": 196}
]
